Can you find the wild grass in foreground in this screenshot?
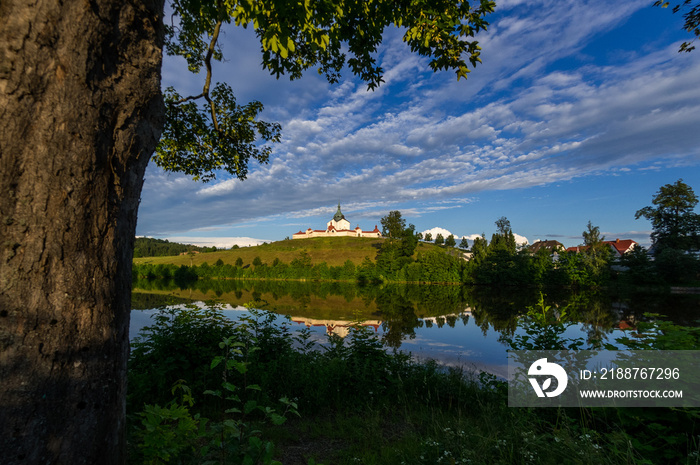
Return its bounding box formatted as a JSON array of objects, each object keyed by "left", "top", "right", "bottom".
[{"left": 127, "top": 304, "right": 700, "bottom": 464}]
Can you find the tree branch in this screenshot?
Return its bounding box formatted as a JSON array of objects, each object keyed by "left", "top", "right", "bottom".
[
  {"left": 176, "top": 92, "right": 206, "bottom": 104},
  {"left": 173, "top": 19, "right": 224, "bottom": 132},
  {"left": 203, "top": 19, "right": 223, "bottom": 132}
]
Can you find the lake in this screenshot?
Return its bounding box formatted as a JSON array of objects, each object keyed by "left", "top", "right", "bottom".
[{"left": 131, "top": 278, "right": 700, "bottom": 378}]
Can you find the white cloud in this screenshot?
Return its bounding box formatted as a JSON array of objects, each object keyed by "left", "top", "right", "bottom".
[
  {"left": 137, "top": 0, "right": 699, "bottom": 243},
  {"left": 513, "top": 233, "right": 530, "bottom": 246},
  {"left": 163, "top": 236, "right": 267, "bottom": 249},
  {"left": 421, "top": 227, "right": 455, "bottom": 239}
]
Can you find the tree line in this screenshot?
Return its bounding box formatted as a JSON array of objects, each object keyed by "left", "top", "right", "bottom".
[
  {"left": 472, "top": 180, "right": 700, "bottom": 287},
  {"left": 132, "top": 178, "right": 700, "bottom": 287},
  {"left": 133, "top": 237, "right": 219, "bottom": 257},
  {"left": 133, "top": 180, "right": 700, "bottom": 288},
  {"left": 370, "top": 212, "right": 615, "bottom": 287}
]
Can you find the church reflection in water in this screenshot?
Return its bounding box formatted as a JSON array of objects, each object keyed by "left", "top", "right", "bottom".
[
  {"left": 288, "top": 310, "right": 475, "bottom": 339},
  {"left": 132, "top": 278, "right": 700, "bottom": 374}
]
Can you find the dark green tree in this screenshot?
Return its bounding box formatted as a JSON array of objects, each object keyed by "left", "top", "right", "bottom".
[
  {"left": 424, "top": 232, "right": 433, "bottom": 242},
  {"left": 472, "top": 235, "right": 488, "bottom": 262},
  {"left": 582, "top": 221, "right": 603, "bottom": 246},
  {"left": 435, "top": 233, "right": 445, "bottom": 246},
  {"left": 476, "top": 217, "right": 528, "bottom": 285},
  {"left": 531, "top": 247, "right": 555, "bottom": 284},
  {"left": 580, "top": 221, "right": 611, "bottom": 283},
  {"left": 463, "top": 234, "right": 487, "bottom": 283},
  {"left": 381, "top": 210, "right": 406, "bottom": 239},
  {"left": 375, "top": 223, "right": 419, "bottom": 280},
  {"left": 490, "top": 216, "right": 516, "bottom": 253},
  {"left": 412, "top": 249, "right": 463, "bottom": 283},
  {"left": 654, "top": 247, "right": 700, "bottom": 283},
  {"left": 618, "top": 245, "right": 657, "bottom": 285},
  {"left": 445, "top": 234, "right": 457, "bottom": 248},
  {"left": 0, "top": 0, "right": 496, "bottom": 461},
  {"left": 459, "top": 237, "right": 470, "bottom": 249},
  {"left": 399, "top": 224, "right": 419, "bottom": 257},
  {"left": 477, "top": 248, "right": 533, "bottom": 286},
  {"left": 134, "top": 237, "right": 208, "bottom": 257},
  {"left": 495, "top": 216, "right": 511, "bottom": 235},
  {"left": 635, "top": 179, "right": 700, "bottom": 252}
]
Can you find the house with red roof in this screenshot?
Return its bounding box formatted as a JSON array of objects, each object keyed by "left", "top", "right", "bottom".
[
  {"left": 528, "top": 240, "right": 564, "bottom": 254},
  {"left": 565, "top": 239, "right": 638, "bottom": 256},
  {"left": 605, "top": 238, "right": 638, "bottom": 256}
]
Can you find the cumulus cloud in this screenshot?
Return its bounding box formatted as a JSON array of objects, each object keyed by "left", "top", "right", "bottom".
[
  {"left": 421, "top": 227, "right": 455, "bottom": 240},
  {"left": 137, "top": 0, "right": 699, "bottom": 243},
  {"left": 162, "top": 236, "right": 267, "bottom": 249},
  {"left": 513, "top": 234, "right": 530, "bottom": 246}
]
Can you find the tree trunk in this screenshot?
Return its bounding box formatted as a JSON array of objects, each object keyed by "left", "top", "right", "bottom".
[{"left": 0, "top": 1, "right": 164, "bottom": 463}]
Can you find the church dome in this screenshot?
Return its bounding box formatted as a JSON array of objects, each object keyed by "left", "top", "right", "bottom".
[{"left": 333, "top": 203, "right": 345, "bottom": 222}]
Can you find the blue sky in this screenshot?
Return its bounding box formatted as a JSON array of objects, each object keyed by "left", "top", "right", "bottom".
[{"left": 136, "top": 0, "right": 700, "bottom": 249}]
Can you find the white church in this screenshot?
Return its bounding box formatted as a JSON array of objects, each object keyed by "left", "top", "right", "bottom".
[{"left": 292, "top": 204, "right": 382, "bottom": 239}]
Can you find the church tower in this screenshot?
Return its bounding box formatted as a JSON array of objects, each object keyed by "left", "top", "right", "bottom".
[{"left": 326, "top": 203, "right": 350, "bottom": 231}]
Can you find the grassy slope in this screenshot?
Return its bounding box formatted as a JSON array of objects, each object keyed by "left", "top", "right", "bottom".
[{"left": 133, "top": 237, "right": 448, "bottom": 268}]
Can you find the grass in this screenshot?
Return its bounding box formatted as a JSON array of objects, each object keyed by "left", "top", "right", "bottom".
[
  {"left": 127, "top": 306, "right": 700, "bottom": 465},
  {"left": 133, "top": 237, "right": 449, "bottom": 268}
]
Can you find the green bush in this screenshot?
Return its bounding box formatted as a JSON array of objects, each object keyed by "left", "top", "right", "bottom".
[{"left": 128, "top": 305, "right": 234, "bottom": 412}]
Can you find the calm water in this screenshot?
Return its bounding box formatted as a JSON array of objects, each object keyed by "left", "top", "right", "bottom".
[{"left": 131, "top": 279, "right": 700, "bottom": 378}]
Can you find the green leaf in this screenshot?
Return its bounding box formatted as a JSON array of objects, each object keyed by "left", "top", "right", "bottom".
[
  {"left": 244, "top": 400, "right": 258, "bottom": 414},
  {"left": 223, "top": 381, "right": 237, "bottom": 392},
  {"left": 270, "top": 413, "right": 287, "bottom": 425}
]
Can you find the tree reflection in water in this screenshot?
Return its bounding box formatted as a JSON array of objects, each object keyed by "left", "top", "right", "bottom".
[{"left": 132, "top": 278, "right": 700, "bottom": 354}]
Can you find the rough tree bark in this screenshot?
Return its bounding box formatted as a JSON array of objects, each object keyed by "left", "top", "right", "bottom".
[{"left": 0, "top": 0, "right": 164, "bottom": 463}]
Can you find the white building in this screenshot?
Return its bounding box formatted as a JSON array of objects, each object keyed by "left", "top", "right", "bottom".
[{"left": 292, "top": 204, "right": 382, "bottom": 239}]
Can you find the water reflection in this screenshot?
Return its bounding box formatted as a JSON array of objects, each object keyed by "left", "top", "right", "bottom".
[
  {"left": 131, "top": 278, "right": 700, "bottom": 374},
  {"left": 289, "top": 317, "right": 383, "bottom": 338}
]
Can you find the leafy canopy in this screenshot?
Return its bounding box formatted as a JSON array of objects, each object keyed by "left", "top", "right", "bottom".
[
  {"left": 155, "top": 0, "right": 496, "bottom": 181},
  {"left": 582, "top": 220, "right": 603, "bottom": 247},
  {"left": 490, "top": 216, "right": 516, "bottom": 253},
  {"left": 635, "top": 179, "right": 700, "bottom": 251},
  {"left": 580, "top": 220, "right": 610, "bottom": 277},
  {"left": 381, "top": 210, "right": 406, "bottom": 239}
]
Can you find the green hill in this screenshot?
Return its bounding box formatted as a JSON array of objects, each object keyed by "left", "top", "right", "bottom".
[{"left": 133, "top": 236, "right": 449, "bottom": 268}]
